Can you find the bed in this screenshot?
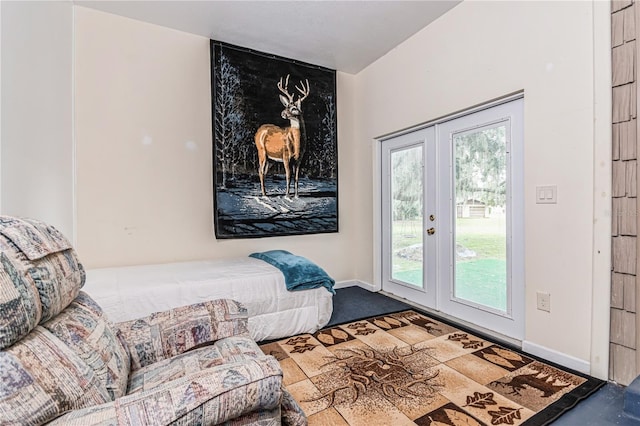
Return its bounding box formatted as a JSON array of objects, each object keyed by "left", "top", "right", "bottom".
[{"left": 82, "top": 256, "right": 334, "bottom": 342}]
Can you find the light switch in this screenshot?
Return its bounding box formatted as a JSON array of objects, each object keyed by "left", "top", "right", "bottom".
[{"left": 536, "top": 185, "right": 557, "bottom": 204}]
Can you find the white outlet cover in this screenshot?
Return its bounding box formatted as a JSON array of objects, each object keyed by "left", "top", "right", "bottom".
[{"left": 536, "top": 291, "right": 551, "bottom": 312}]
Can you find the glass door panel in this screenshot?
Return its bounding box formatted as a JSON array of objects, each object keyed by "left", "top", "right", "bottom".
[
  {"left": 453, "top": 125, "right": 508, "bottom": 313},
  {"left": 390, "top": 145, "right": 424, "bottom": 287}
]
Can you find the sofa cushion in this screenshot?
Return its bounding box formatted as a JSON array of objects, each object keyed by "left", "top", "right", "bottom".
[
  {"left": 47, "top": 356, "right": 284, "bottom": 426},
  {"left": 119, "top": 299, "right": 249, "bottom": 371},
  {"left": 0, "top": 326, "right": 112, "bottom": 425},
  {"left": 212, "top": 335, "right": 265, "bottom": 363},
  {"left": 213, "top": 406, "right": 282, "bottom": 425},
  {"left": 0, "top": 216, "right": 71, "bottom": 260},
  {"left": 42, "top": 291, "right": 131, "bottom": 400},
  {"left": 127, "top": 345, "right": 226, "bottom": 394},
  {"left": 127, "top": 335, "right": 262, "bottom": 394},
  {"left": 0, "top": 216, "right": 84, "bottom": 350}
]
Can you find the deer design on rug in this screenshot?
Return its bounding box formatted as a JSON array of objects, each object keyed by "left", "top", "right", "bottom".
[{"left": 254, "top": 74, "right": 309, "bottom": 197}]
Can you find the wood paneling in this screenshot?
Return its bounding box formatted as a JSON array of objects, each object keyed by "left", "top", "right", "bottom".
[
  {"left": 614, "top": 236, "right": 637, "bottom": 274},
  {"left": 611, "top": 1, "right": 639, "bottom": 385},
  {"left": 614, "top": 161, "right": 627, "bottom": 197},
  {"left": 613, "top": 41, "right": 635, "bottom": 86},
  {"left": 627, "top": 159, "right": 637, "bottom": 196},
  {"left": 613, "top": 272, "right": 625, "bottom": 309}
]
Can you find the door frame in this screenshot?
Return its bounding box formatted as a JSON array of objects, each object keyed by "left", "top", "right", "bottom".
[{"left": 374, "top": 93, "right": 525, "bottom": 341}]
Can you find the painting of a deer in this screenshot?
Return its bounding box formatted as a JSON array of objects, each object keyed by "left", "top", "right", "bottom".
[
  {"left": 212, "top": 41, "right": 337, "bottom": 239},
  {"left": 254, "top": 74, "right": 309, "bottom": 197}
]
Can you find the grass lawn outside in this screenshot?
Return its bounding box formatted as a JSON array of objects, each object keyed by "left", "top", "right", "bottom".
[{"left": 392, "top": 216, "right": 507, "bottom": 311}]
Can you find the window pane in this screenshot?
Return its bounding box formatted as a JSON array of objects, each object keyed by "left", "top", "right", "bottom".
[
  {"left": 391, "top": 145, "right": 423, "bottom": 287},
  {"left": 453, "top": 125, "right": 507, "bottom": 311}
]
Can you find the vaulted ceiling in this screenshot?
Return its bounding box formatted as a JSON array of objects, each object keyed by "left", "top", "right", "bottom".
[{"left": 75, "top": 1, "right": 461, "bottom": 74}]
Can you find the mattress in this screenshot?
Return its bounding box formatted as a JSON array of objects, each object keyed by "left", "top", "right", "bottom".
[{"left": 82, "top": 257, "right": 334, "bottom": 342}]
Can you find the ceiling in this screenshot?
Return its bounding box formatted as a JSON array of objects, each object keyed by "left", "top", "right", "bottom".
[{"left": 75, "top": 1, "right": 461, "bottom": 74}]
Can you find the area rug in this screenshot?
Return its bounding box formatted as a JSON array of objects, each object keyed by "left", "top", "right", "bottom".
[{"left": 260, "top": 310, "right": 603, "bottom": 426}]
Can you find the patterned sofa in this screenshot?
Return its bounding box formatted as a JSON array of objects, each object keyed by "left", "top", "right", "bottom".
[{"left": 0, "top": 216, "right": 306, "bottom": 425}]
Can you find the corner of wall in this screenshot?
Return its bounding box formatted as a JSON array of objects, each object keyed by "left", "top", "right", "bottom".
[{"left": 590, "top": 0, "right": 612, "bottom": 381}]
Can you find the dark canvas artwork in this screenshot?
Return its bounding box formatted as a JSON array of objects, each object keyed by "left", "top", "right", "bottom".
[{"left": 211, "top": 40, "right": 338, "bottom": 239}]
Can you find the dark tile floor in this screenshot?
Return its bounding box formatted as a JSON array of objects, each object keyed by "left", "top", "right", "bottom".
[
  {"left": 552, "top": 383, "right": 637, "bottom": 425},
  {"left": 329, "top": 286, "right": 639, "bottom": 425}
]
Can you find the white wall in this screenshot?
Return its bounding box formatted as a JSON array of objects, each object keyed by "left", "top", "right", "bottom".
[
  {"left": 0, "top": 1, "right": 74, "bottom": 239},
  {"left": 354, "top": 1, "right": 609, "bottom": 376},
  {"left": 74, "top": 7, "right": 358, "bottom": 281}
]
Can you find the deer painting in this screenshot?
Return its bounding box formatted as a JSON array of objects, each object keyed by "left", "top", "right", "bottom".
[{"left": 254, "top": 74, "right": 309, "bottom": 197}]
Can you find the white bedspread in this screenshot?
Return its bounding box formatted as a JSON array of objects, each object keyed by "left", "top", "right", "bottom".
[{"left": 83, "top": 257, "right": 333, "bottom": 341}]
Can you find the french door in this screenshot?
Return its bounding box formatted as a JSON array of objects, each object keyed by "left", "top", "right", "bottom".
[
  {"left": 381, "top": 98, "right": 524, "bottom": 340},
  {"left": 381, "top": 127, "right": 436, "bottom": 308}
]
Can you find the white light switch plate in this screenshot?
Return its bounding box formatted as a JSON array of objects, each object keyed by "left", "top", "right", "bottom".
[{"left": 536, "top": 185, "right": 557, "bottom": 204}]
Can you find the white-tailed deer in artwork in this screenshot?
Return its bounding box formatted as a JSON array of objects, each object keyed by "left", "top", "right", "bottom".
[{"left": 254, "top": 74, "right": 309, "bottom": 197}]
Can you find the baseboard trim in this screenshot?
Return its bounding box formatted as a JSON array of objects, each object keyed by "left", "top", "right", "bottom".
[
  {"left": 334, "top": 280, "right": 376, "bottom": 291},
  {"left": 522, "top": 340, "right": 590, "bottom": 375}
]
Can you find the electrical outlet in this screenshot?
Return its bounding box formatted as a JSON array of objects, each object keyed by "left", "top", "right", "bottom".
[{"left": 537, "top": 292, "right": 551, "bottom": 312}]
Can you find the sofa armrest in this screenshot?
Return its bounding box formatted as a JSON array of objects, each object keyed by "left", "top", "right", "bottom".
[
  {"left": 117, "top": 298, "right": 249, "bottom": 370},
  {"left": 281, "top": 387, "right": 308, "bottom": 426},
  {"left": 48, "top": 356, "right": 283, "bottom": 426}
]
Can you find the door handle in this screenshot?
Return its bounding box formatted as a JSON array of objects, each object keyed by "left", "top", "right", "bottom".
[{"left": 427, "top": 228, "right": 435, "bottom": 235}]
